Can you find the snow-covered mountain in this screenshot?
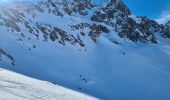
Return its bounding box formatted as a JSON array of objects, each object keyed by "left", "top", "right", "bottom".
[{"left": 0, "top": 0, "right": 170, "bottom": 99}]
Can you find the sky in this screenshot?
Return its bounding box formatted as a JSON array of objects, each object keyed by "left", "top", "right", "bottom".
[{"left": 122, "top": 0, "right": 170, "bottom": 19}]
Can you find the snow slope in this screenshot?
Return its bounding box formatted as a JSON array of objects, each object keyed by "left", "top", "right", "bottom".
[
  {"left": 0, "top": 68, "right": 97, "bottom": 100},
  {"left": 0, "top": 0, "right": 170, "bottom": 100},
  {"left": 1, "top": 32, "right": 170, "bottom": 100}
]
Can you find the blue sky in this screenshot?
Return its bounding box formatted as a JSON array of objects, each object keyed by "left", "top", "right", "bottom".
[{"left": 123, "top": 0, "right": 170, "bottom": 19}]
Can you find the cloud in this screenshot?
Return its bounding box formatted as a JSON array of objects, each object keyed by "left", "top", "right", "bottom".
[
  {"left": 156, "top": 3, "right": 170, "bottom": 24},
  {"left": 156, "top": 11, "right": 170, "bottom": 24}
]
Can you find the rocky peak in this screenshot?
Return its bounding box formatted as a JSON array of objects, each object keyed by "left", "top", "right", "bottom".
[
  {"left": 165, "top": 20, "right": 170, "bottom": 27},
  {"left": 91, "top": 0, "right": 159, "bottom": 43},
  {"left": 91, "top": 0, "right": 130, "bottom": 22}
]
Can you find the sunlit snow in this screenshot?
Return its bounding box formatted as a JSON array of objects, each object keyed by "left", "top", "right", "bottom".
[{"left": 0, "top": 68, "right": 97, "bottom": 100}]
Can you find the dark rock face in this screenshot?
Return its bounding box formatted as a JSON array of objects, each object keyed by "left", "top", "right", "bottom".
[
  {"left": 0, "top": 9, "right": 21, "bottom": 32},
  {"left": 0, "top": 49, "right": 15, "bottom": 66},
  {"left": 89, "top": 24, "right": 109, "bottom": 42},
  {"left": 91, "top": 0, "right": 131, "bottom": 22},
  {"left": 163, "top": 21, "right": 170, "bottom": 38},
  {"left": 165, "top": 21, "right": 170, "bottom": 27},
  {"left": 37, "top": 24, "right": 86, "bottom": 47},
  {"left": 40, "top": 0, "right": 94, "bottom": 16}
]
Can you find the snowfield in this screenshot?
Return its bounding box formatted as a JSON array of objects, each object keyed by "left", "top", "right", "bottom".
[{"left": 0, "top": 68, "right": 97, "bottom": 100}]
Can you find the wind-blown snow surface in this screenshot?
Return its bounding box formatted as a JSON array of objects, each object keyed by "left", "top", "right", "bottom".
[
  {"left": 0, "top": 68, "right": 97, "bottom": 100},
  {"left": 0, "top": 1, "right": 170, "bottom": 100}
]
